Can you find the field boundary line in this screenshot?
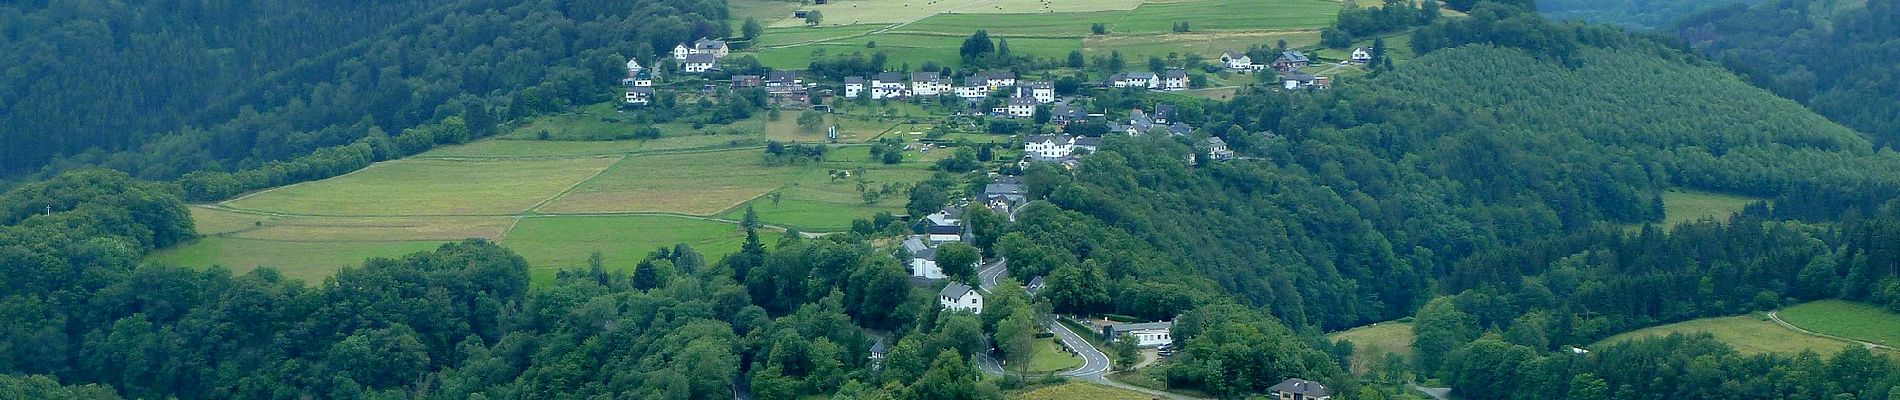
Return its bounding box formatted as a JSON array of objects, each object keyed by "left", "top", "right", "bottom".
[
  {"left": 522, "top": 153, "right": 633, "bottom": 215},
  {"left": 1766, "top": 311, "right": 1896, "bottom": 352},
  {"left": 218, "top": 161, "right": 384, "bottom": 206},
  {"left": 410, "top": 143, "right": 766, "bottom": 161}
]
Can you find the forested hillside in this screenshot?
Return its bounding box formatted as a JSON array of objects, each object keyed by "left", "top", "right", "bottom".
[
  {"left": 1672, "top": 0, "right": 1900, "bottom": 146},
  {"left": 0, "top": 0, "right": 725, "bottom": 185},
  {"left": 1003, "top": 8, "right": 1900, "bottom": 333},
  {"left": 1536, "top": 0, "right": 1756, "bottom": 29}
]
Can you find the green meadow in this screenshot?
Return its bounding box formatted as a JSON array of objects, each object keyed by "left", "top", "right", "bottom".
[
  {"left": 1777, "top": 300, "right": 1900, "bottom": 347},
  {"left": 1593, "top": 314, "right": 1893, "bottom": 357},
  {"left": 1327, "top": 321, "right": 1416, "bottom": 374}
]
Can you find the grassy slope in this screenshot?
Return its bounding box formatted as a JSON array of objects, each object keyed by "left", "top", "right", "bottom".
[
  {"left": 1592, "top": 314, "right": 1893, "bottom": 357},
  {"left": 1025, "top": 339, "right": 1085, "bottom": 373},
  {"left": 1778, "top": 300, "right": 1900, "bottom": 346},
  {"left": 1327, "top": 321, "right": 1415, "bottom": 373},
  {"left": 224, "top": 157, "right": 617, "bottom": 216}
]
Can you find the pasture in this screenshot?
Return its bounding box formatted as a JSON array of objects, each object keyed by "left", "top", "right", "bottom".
[
  {"left": 1777, "top": 300, "right": 1900, "bottom": 347},
  {"left": 222, "top": 157, "right": 617, "bottom": 216},
  {"left": 1327, "top": 321, "right": 1415, "bottom": 374},
  {"left": 1658, "top": 189, "right": 1762, "bottom": 227},
  {"left": 148, "top": 237, "right": 451, "bottom": 284},
  {"left": 749, "top": 0, "right": 1341, "bottom": 70},
  {"left": 1592, "top": 314, "right": 1887, "bottom": 357},
  {"left": 500, "top": 215, "right": 782, "bottom": 282},
  {"left": 540, "top": 149, "right": 807, "bottom": 215},
  {"left": 1025, "top": 339, "right": 1085, "bottom": 373}
]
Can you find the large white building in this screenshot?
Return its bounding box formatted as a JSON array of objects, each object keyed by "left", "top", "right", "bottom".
[
  {"left": 903, "top": 236, "right": 945, "bottom": 279},
  {"left": 1103, "top": 321, "right": 1173, "bottom": 347},
  {"left": 939, "top": 282, "right": 983, "bottom": 314},
  {"left": 1023, "top": 134, "right": 1100, "bottom": 159},
  {"left": 911, "top": 72, "right": 951, "bottom": 96},
  {"left": 871, "top": 72, "right": 908, "bottom": 99},
  {"left": 1110, "top": 71, "right": 1159, "bottom": 89},
  {"left": 843, "top": 76, "right": 866, "bottom": 98},
  {"left": 1006, "top": 96, "right": 1038, "bottom": 119},
  {"left": 673, "top": 38, "right": 730, "bottom": 60}
]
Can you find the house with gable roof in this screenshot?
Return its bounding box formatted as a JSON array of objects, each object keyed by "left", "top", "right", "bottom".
[
  {"left": 938, "top": 282, "right": 983, "bottom": 314},
  {"left": 1269, "top": 378, "right": 1332, "bottom": 400}
]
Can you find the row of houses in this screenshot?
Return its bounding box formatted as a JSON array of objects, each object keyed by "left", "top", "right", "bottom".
[
  {"left": 1107, "top": 69, "right": 1189, "bottom": 91},
  {"left": 842, "top": 71, "right": 1054, "bottom": 105},
  {"left": 672, "top": 38, "right": 730, "bottom": 73},
  {"left": 1219, "top": 50, "right": 1312, "bottom": 73}
]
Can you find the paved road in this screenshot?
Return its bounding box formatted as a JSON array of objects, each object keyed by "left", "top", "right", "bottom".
[
  {"left": 1049, "top": 319, "right": 1111, "bottom": 378},
  {"left": 977, "top": 258, "right": 1008, "bottom": 290},
  {"left": 1412, "top": 384, "right": 1450, "bottom": 400}
]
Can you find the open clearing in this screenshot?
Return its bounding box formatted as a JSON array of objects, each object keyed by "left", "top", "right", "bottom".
[
  {"left": 1014, "top": 382, "right": 1153, "bottom": 400},
  {"left": 541, "top": 149, "right": 807, "bottom": 215},
  {"left": 1659, "top": 189, "right": 1762, "bottom": 227},
  {"left": 1592, "top": 314, "right": 1889, "bottom": 357},
  {"left": 501, "top": 215, "right": 784, "bottom": 282},
  {"left": 1327, "top": 321, "right": 1415, "bottom": 374},
  {"left": 1777, "top": 300, "right": 1900, "bottom": 347},
  {"left": 1025, "top": 339, "right": 1085, "bottom": 373},
  {"left": 149, "top": 237, "right": 451, "bottom": 284}
]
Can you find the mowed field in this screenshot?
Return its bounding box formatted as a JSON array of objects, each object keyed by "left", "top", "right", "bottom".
[
  {"left": 1777, "top": 300, "right": 1900, "bottom": 347},
  {"left": 1592, "top": 314, "right": 1895, "bottom": 357},
  {"left": 1014, "top": 382, "right": 1154, "bottom": 400},
  {"left": 748, "top": 0, "right": 1342, "bottom": 69},
  {"left": 151, "top": 105, "right": 952, "bottom": 284},
  {"left": 1327, "top": 321, "right": 1415, "bottom": 374}
]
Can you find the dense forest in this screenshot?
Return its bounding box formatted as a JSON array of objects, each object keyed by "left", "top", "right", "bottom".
[
  {"left": 1671, "top": 0, "right": 1900, "bottom": 146},
  {"left": 0, "top": 0, "right": 727, "bottom": 193},
  {"left": 1536, "top": 0, "right": 1756, "bottom": 29}
]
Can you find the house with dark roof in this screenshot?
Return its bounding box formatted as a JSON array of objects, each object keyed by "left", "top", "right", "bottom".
[
  {"left": 911, "top": 72, "right": 950, "bottom": 96},
  {"left": 979, "top": 70, "right": 1017, "bottom": 89},
  {"left": 1109, "top": 71, "right": 1160, "bottom": 89},
  {"left": 925, "top": 223, "right": 962, "bottom": 243},
  {"left": 902, "top": 235, "right": 943, "bottom": 279},
  {"left": 1013, "top": 81, "right": 1055, "bottom": 103},
  {"left": 1025, "top": 276, "right": 1046, "bottom": 295},
  {"left": 1206, "top": 136, "right": 1234, "bottom": 160},
  {"left": 623, "top": 87, "right": 655, "bottom": 106},
  {"left": 1006, "top": 96, "right": 1038, "bottom": 118},
  {"left": 693, "top": 38, "right": 729, "bottom": 58},
  {"left": 938, "top": 282, "right": 983, "bottom": 314},
  {"left": 1351, "top": 47, "right": 1373, "bottom": 64},
  {"left": 871, "top": 72, "right": 908, "bottom": 99},
  {"left": 1273, "top": 51, "right": 1311, "bottom": 72},
  {"left": 869, "top": 337, "right": 890, "bottom": 368},
  {"left": 731, "top": 75, "right": 762, "bottom": 88},
  {"left": 1221, "top": 50, "right": 1264, "bottom": 71},
  {"left": 1103, "top": 321, "right": 1173, "bottom": 347},
  {"left": 1051, "top": 103, "right": 1090, "bottom": 125},
  {"left": 1161, "top": 69, "right": 1188, "bottom": 91},
  {"left": 843, "top": 76, "right": 866, "bottom": 98},
  {"left": 1269, "top": 378, "right": 1332, "bottom": 400},
  {"left": 1167, "top": 122, "right": 1195, "bottom": 136},
  {"left": 1281, "top": 71, "right": 1328, "bottom": 90},
  {"left": 681, "top": 53, "right": 718, "bottom": 73}
]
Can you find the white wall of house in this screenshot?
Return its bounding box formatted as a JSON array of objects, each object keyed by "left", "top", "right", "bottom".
[
  {"left": 1128, "top": 329, "right": 1171, "bottom": 347},
  {"left": 940, "top": 292, "right": 983, "bottom": 314},
  {"left": 911, "top": 258, "right": 943, "bottom": 279}
]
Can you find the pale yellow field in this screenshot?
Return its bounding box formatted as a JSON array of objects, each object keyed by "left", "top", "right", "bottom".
[
  {"left": 538, "top": 149, "right": 807, "bottom": 215},
  {"left": 224, "top": 157, "right": 617, "bottom": 216}
]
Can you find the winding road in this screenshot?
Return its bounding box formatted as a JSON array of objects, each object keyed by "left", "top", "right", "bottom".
[{"left": 970, "top": 257, "right": 1201, "bottom": 399}]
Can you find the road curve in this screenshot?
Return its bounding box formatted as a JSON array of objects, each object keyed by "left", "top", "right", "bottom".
[
  {"left": 1049, "top": 319, "right": 1111, "bottom": 378},
  {"left": 977, "top": 258, "right": 1008, "bottom": 291}
]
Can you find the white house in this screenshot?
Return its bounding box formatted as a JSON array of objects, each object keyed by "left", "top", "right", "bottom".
[
  {"left": 1103, "top": 321, "right": 1173, "bottom": 347},
  {"left": 911, "top": 72, "right": 950, "bottom": 96},
  {"left": 1350, "top": 48, "right": 1372, "bottom": 64},
  {"left": 925, "top": 222, "right": 961, "bottom": 243},
  {"left": 904, "top": 236, "right": 944, "bottom": 279},
  {"left": 626, "top": 58, "right": 645, "bottom": 77},
  {"left": 939, "top": 282, "right": 983, "bottom": 314},
  {"left": 1220, "top": 51, "right": 1262, "bottom": 71},
  {"left": 1023, "top": 135, "right": 1090, "bottom": 159},
  {"left": 843, "top": 76, "right": 866, "bottom": 98},
  {"left": 979, "top": 70, "right": 1016, "bottom": 90},
  {"left": 672, "top": 44, "right": 693, "bottom": 61},
  {"left": 927, "top": 206, "right": 963, "bottom": 226},
  {"left": 1161, "top": 69, "right": 1188, "bottom": 91},
  {"left": 955, "top": 78, "right": 991, "bottom": 100},
  {"left": 1110, "top": 71, "right": 1159, "bottom": 89},
  {"left": 623, "top": 87, "right": 654, "bottom": 106},
  {"left": 1006, "top": 96, "right": 1037, "bottom": 119},
  {"left": 681, "top": 54, "right": 718, "bottom": 73},
  {"left": 1014, "top": 81, "right": 1055, "bottom": 104},
  {"left": 871, "top": 72, "right": 908, "bottom": 99},
  {"left": 1206, "top": 137, "right": 1234, "bottom": 160}
]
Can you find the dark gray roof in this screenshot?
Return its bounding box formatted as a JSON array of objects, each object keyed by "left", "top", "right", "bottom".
[
  {"left": 903, "top": 235, "right": 929, "bottom": 253},
  {"left": 1269, "top": 378, "right": 1331, "bottom": 397},
  {"left": 979, "top": 70, "right": 1015, "bottom": 80},
  {"left": 1019, "top": 81, "right": 1052, "bottom": 89},
  {"left": 1155, "top": 104, "right": 1176, "bottom": 119},
  {"left": 1024, "top": 134, "right": 1063, "bottom": 145},
  {"left": 1009, "top": 96, "right": 1038, "bottom": 106},
  {"left": 993, "top": 175, "right": 1023, "bottom": 185},
  {"left": 911, "top": 71, "right": 940, "bottom": 81},
  {"left": 1278, "top": 51, "right": 1310, "bottom": 63},
  {"left": 683, "top": 53, "right": 717, "bottom": 64},
  {"left": 939, "top": 281, "right": 976, "bottom": 299},
  {"left": 694, "top": 38, "right": 726, "bottom": 50},
  {"left": 926, "top": 224, "right": 961, "bottom": 235},
  {"left": 985, "top": 183, "right": 1025, "bottom": 196},
  {"left": 1168, "top": 122, "right": 1195, "bottom": 136},
  {"left": 870, "top": 337, "right": 889, "bottom": 355},
  {"left": 844, "top": 76, "right": 865, "bottom": 84},
  {"left": 627, "top": 87, "right": 656, "bottom": 94},
  {"left": 1106, "top": 321, "right": 1173, "bottom": 335},
  {"left": 1027, "top": 276, "right": 1045, "bottom": 287},
  {"left": 1206, "top": 136, "right": 1228, "bottom": 147},
  {"left": 1072, "top": 136, "right": 1102, "bottom": 147},
  {"left": 767, "top": 71, "right": 797, "bottom": 83},
  {"left": 937, "top": 206, "right": 964, "bottom": 220},
  {"left": 1164, "top": 69, "right": 1187, "bottom": 79},
  {"left": 1283, "top": 71, "right": 1316, "bottom": 82},
  {"left": 1223, "top": 51, "right": 1248, "bottom": 60},
  {"left": 874, "top": 72, "right": 904, "bottom": 83},
  {"left": 914, "top": 247, "right": 936, "bottom": 260}
]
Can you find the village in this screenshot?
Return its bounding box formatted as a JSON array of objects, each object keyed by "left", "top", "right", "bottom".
[{"left": 612, "top": 35, "right": 1365, "bottom": 400}]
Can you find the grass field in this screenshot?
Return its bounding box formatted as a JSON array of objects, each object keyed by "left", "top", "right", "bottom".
[
  {"left": 1014, "top": 382, "right": 1153, "bottom": 400},
  {"left": 500, "top": 215, "right": 782, "bottom": 282},
  {"left": 1659, "top": 189, "right": 1762, "bottom": 227},
  {"left": 224, "top": 157, "right": 617, "bottom": 216},
  {"left": 1327, "top": 321, "right": 1415, "bottom": 374},
  {"left": 1592, "top": 314, "right": 1883, "bottom": 357},
  {"left": 1024, "top": 339, "right": 1085, "bottom": 373},
  {"left": 1777, "top": 300, "right": 1900, "bottom": 347},
  {"left": 541, "top": 149, "right": 806, "bottom": 215}
]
